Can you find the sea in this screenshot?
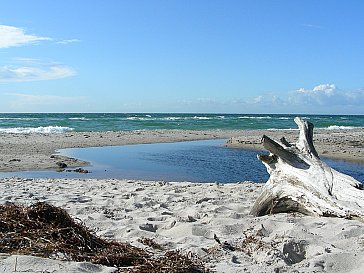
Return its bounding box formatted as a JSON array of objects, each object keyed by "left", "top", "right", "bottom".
[
  {"left": 0, "top": 113, "right": 363, "bottom": 133},
  {"left": 0, "top": 113, "right": 363, "bottom": 183}
]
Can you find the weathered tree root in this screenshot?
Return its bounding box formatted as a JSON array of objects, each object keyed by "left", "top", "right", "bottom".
[{"left": 251, "top": 117, "right": 364, "bottom": 221}]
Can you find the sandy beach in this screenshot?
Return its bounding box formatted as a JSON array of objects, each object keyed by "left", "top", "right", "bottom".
[
  {"left": 1, "top": 178, "right": 364, "bottom": 272},
  {"left": 0, "top": 129, "right": 363, "bottom": 272}
]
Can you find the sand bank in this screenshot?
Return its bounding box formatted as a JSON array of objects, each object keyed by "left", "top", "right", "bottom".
[
  {"left": 226, "top": 128, "right": 364, "bottom": 164},
  {"left": 0, "top": 128, "right": 363, "bottom": 173},
  {"left": 0, "top": 178, "right": 363, "bottom": 272}
]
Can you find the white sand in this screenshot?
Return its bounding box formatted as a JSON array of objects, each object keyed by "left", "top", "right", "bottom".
[{"left": 1, "top": 178, "right": 364, "bottom": 272}]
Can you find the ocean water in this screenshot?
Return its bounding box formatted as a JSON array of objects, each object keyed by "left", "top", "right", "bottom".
[{"left": 0, "top": 113, "right": 363, "bottom": 133}]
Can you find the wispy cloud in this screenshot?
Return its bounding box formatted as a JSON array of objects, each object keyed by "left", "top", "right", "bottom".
[
  {"left": 12, "top": 57, "right": 41, "bottom": 62},
  {"left": 5, "top": 93, "right": 86, "bottom": 106},
  {"left": 252, "top": 95, "right": 263, "bottom": 104},
  {"left": 56, "top": 39, "right": 81, "bottom": 45},
  {"left": 196, "top": 97, "right": 221, "bottom": 105},
  {"left": 0, "top": 59, "right": 76, "bottom": 83},
  {"left": 301, "top": 23, "right": 323, "bottom": 29},
  {"left": 0, "top": 25, "right": 51, "bottom": 48}
]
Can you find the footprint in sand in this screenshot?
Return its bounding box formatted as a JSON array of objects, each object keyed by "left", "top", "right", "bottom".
[
  {"left": 146, "top": 216, "right": 168, "bottom": 221},
  {"left": 69, "top": 196, "right": 92, "bottom": 203}
]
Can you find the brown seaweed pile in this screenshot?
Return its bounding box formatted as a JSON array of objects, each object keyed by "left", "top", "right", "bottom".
[{"left": 0, "top": 202, "right": 207, "bottom": 273}]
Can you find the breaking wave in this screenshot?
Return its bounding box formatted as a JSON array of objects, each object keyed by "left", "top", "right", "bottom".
[
  {"left": 0, "top": 118, "right": 39, "bottom": 120},
  {"left": 326, "top": 125, "right": 356, "bottom": 130},
  {"left": 68, "top": 117, "right": 91, "bottom": 121},
  {"left": 0, "top": 126, "right": 74, "bottom": 134},
  {"left": 238, "top": 116, "right": 273, "bottom": 119}
]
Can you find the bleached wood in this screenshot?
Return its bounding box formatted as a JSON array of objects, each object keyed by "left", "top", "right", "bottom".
[{"left": 250, "top": 117, "right": 364, "bottom": 221}]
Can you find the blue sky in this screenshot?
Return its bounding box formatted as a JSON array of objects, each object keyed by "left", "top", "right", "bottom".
[{"left": 1, "top": 1, "right": 364, "bottom": 114}]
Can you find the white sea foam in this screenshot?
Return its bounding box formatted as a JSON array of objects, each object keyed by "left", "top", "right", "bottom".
[
  {"left": 125, "top": 115, "right": 226, "bottom": 121},
  {"left": 193, "top": 116, "right": 212, "bottom": 120},
  {"left": 163, "top": 117, "right": 182, "bottom": 121},
  {"left": 68, "top": 117, "right": 90, "bottom": 121},
  {"left": 127, "top": 116, "right": 174, "bottom": 121},
  {"left": 126, "top": 117, "right": 149, "bottom": 121},
  {"left": 238, "top": 116, "right": 272, "bottom": 119},
  {"left": 326, "top": 125, "right": 356, "bottom": 130},
  {"left": 267, "top": 128, "right": 298, "bottom": 131},
  {"left": 0, "top": 118, "right": 39, "bottom": 120},
  {"left": 0, "top": 126, "right": 74, "bottom": 134}
]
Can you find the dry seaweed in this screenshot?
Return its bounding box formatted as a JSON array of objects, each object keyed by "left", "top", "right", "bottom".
[
  {"left": 0, "top": 202, "right": 207, "bottom": 273},
  {"left": 138, "top": 237, "right": 163, "bottom": 250},
  {"left": 118, "top": 250, "right": 205, "bottom": 273}
]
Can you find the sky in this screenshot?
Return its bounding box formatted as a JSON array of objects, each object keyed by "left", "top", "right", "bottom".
[{"left": 0, "top": 0, "right": 364, "bottom": 114}]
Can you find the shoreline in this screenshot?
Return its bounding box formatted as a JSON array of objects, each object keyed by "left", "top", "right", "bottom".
[
  {"left": 0, "top": 130, "right": 243, "bottom": 172},
  {"left": 0, "top": 128, "right": 363, "bottom": 173}
]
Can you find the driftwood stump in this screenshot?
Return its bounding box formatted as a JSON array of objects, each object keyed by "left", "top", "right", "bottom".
[{"left": 250, "top": 117, "right": 364, "bottom": 221}]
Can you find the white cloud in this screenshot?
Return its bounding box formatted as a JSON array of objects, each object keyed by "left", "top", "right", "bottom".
[
  {"left": 252, "top": 95, "right": 263, "bottom": 103},
  {"left": 244, "top": 93, "right": 283, "bottom": 106},
  {"left": 0, "top": 63, "right": 76, "bottom": 83},
  {"left": 12, "top": 57, "right": 41, "bottom": 62},
  {"left": 313, "top": 84, "right": 336, "bottom": 93},
  {"left": 239, "top": 83, "right": 364, "bottom": 114},
  {"left": 0, "top": 25, "right": 51, "bottom": 48},
  {"left": 298, "top": 84, "right": 336, "bottom": 96},
  {"left": 290, "top": 83, "right": 340, "bottom": 105},
  {"left": 288, "top": 84, "right": 364, "bottom": 107},
  {"left": 196, "top": 97, "right": 220, "bottom": 104},
  {"left": 57, "top": 39, "right": 81, "bottom": 45}
]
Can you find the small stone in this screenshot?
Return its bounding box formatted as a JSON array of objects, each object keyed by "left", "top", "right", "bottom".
[
  {"left": 73, "top": 168, "right": 89, "bottom": 173},
  {"left": 9, "top": 159, "right": 21, "bottom": 162},
  {"left": 186, "top": 215, "right": 197, "bottom": 222},
  {"left": 56, "top": 162, "right": 67, "bottom": 168},
  {"left": 231, "top": 255, "right": 240, "bottom": 264},
  {"left": 283, "top": 240, "right": 307, "bottom": 265},
  {"left": 139, "top": 223, "right": 158, "bottom": 232},
  {"left": 196, "top": 197, "right": 212, "bottom": 204}
]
